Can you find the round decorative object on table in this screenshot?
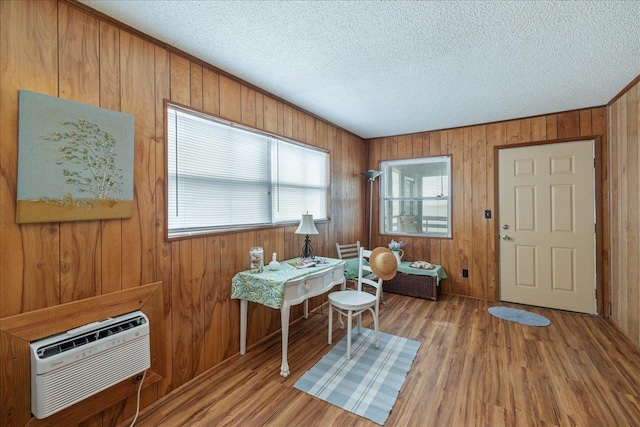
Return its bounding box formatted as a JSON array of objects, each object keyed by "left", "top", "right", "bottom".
[{"left": 268, "top": 252, "right": 281, "bottom": 270}]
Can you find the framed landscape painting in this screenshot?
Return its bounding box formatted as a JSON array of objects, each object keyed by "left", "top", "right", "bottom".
[{"left": 16, "top": 90, "right": 134, "bottom": 223}]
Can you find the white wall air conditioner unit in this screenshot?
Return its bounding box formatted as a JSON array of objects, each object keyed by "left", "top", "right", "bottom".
[{"left": 30, "top": 311, "right": 150, "bottom": 419}]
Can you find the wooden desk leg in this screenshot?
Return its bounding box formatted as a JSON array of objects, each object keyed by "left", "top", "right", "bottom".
[
  {"left": 240, "top": 299, "right": 247, "bottom": 355},
  {"left": 280, "top": 302, "right": 291, "bottom": 377}
]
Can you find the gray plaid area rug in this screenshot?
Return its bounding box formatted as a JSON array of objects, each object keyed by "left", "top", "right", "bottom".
[{"left": 294, "top": 328, "right": 420, "bottom": 425}]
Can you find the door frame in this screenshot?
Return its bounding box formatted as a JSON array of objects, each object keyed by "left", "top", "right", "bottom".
[{"left": 493, "top": 136, "right": 605, "bottom": 317}]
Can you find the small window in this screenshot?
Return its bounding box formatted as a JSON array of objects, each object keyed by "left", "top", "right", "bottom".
[
  {"left": 380, "top": 156, "right": 451, "bottom": 238},
  {"left": 166, "top": 104, "right": 328, "bottom": 238}
]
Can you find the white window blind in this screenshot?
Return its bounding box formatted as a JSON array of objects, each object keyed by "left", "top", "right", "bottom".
[{"left": 167, "top": 105, "right": 328, "bottom": 237}]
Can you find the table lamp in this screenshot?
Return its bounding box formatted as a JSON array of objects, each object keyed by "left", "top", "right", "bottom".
[{"left": 295, "top": 213, "right": 318, "bottom": 259}]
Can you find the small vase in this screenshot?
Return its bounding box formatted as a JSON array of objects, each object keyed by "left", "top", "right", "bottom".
[{"left": 392, "top": 249, "right": 403, "bottom": 266}]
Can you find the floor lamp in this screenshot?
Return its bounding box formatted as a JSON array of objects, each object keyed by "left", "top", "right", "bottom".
[{"left": 360, "top": 170, "right": 382, "bottom": 249}]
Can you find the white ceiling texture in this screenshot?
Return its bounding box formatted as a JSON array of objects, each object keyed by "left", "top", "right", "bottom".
[{"left": 80, "top": 1, "right": 639, "bottom": 139}]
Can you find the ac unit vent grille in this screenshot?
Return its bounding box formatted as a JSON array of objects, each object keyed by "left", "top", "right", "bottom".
[{"left": 35, "top": 315, "right": 147, "bottom": 359}]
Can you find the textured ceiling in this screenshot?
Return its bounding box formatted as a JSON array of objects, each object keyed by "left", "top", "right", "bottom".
[{"left": 80, "top": 1, "right": 639, "bottom": 139}]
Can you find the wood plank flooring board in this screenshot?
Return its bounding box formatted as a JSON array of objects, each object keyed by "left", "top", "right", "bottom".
[{"left": 124, "top": 293, "right": 640, "bottom": 427}]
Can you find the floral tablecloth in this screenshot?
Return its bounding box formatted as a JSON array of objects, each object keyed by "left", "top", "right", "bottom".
[{"left": 231, "top": 258, "right": 343, "bottom": 309}]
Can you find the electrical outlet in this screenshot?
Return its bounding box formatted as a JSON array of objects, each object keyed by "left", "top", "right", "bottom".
[{"left": 462, "top": 268, "right": 469, "bottom": 278}]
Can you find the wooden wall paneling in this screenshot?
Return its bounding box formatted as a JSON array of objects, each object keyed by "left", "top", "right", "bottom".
[
  {"left": 202, "top": 68, "right": 220, "bottom": 116},
  {"left": 0, "top": 0, "right": 60, "bottom": 317},
  {"left": 397, "top": 134, "right": 411, "bottom": 159},
  {"left": 614, "top": 98, "right": 624, "bottom": 324},
  {"left": 580, "top": 109, "right": 593, "bottom": 136},
  {"left": 557, "top": 110, "right": 580, "bottom": 139},
  {"left": 530, "top": 116, "right": 548, "bottom": 142},
  {"left": 592, "top": 107, "right": 609, "bottom": 317},
  {"left": 333, "top": 130, "right": 345, "bottom": 246},
  {"left": 484, "top": 122, "right": 506, "bottom": 300},
  {"left": 100, "top": 21, "right": 124, "bottom": 295},
  {"left": 317, "top": 119, "right": 327, "bottom": 152},
  {"left": 219, "top": 75, "right": 242, "bottom": 123},
  {"left": 264, "top": 95, "right": 278, "bottom": 135},
  {"left": 370, "top": 139, "right": 382, "bottom": 250},
  {"left": 350, "top": 133, "right": 361, "bottom": 249},
  {"left": 203, "top": 235, "right": 221, "bottom": 369},
  {"left": 609, "top": 101, "right": 620, "bottom": 321},
  {"left": 412, "top": 133, "right": 424, "bottom": 158},
  {"left": 428, "top": 132, "right": 442, "bottom": 267},
  {"left": 190, "top": 63, "right": 204, "bottom": 110},
  {"left": 283, "top": 103, "right": 294, "bottom": 139},
  {"left": 255, "top": 93, "right": 265, "bottom": 130},
  {"left": 58, "top": 3, "right": 103, "bottom": 303},
  {"left": 448, "top": 128, "right": 466, "bottom": 295},
  {"left": 297, "top": 111, "right": 306, "bottom": 144},
  {"left": 461, "top": 127, "right": 473, "bottom": 297},
  {"left": 470, "top": 125, "right": 488, "bottom": 299},
  {"left": 437, "top": 131, "right": 451, "bottom": 293},
  {"left": 191, "top": 237, "right": 206, "bottom": 377},
  {"left": 290, "top": 106, "right": 299, "bottom": 140},
  {"left": 217, "top": 233, "right": 235, "bottom": 359},
  {"left": 120, "top": 32, "right": 157, "bottom": 288},
  {"left": 170, "top": 53, "right": 191, "bottom": 105},
  {"left": 506, "top": 119, "right": 522, "bottom": 144},
  {"left": 241, "top": 85, "right": 256, "bottom": 127},
  {"left": 413, "top": 133, "right": 428, "bottom": 261},
  {"left": 305, "top": 114, "right": 316, "bottom": 146},
  {"left": 624, "top": 86, "right": 639, "bottom": 341},
  {"left": 327, "top": 125, "right": 339, "bottom": 255},
  {"left": 546, "top": 114, "right": 558, "bottom": 140},
  {"left": 188, "top": 66, "right": 207, "bottom": 379},
  {"left": 171, "top": 239, "right": 193, "bottom": 390},
  {"left": 154, "top": 45, "right": 173, "bottom": 399},
  {"left": 618, "top": 96, "right": 630, "bottom": 330},
  {"left": 58, "top": 3, "right": 100, "bottom": 102},
  {"left": 0, "top": 331, "right": 30, "bottom": 427}
]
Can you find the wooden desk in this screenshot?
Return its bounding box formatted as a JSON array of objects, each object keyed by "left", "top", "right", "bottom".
[{"left": 232, "top": 258, "right": 345, "bottom": 377}]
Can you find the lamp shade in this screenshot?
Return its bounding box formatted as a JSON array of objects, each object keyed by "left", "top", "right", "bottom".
[
  {"left": 295, "top": 214, "right": 318, "bottom": 235},
  {"left": 360, "top": 170, "right": 382, "bottom": 180}
]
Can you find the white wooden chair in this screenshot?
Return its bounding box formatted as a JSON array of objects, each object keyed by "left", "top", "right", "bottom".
[
  {"left": 328, "top": 247, "right": 390, "bottom": 359},
  {"left": 335, "top": 241, "right": 360, "bottom": 260},
  {"left": 336, "top": 241, "right": 361, "bottom": 290}
]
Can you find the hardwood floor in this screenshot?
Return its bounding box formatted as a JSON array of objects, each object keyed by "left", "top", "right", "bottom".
[{"left": 127, "top": 294, "right": 640, "bottom": 426}]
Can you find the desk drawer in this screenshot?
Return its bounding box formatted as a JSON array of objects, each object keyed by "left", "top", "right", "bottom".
[
  {"left": 326, "top": 265, "right": 344, "bottom": 286},
  {"left": 284, "top": 275, "right": 324, "bottom": 300}
]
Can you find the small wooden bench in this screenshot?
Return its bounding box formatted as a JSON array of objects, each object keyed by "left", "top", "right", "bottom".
[{"left": 383, "top": 262, "right": 447, "bottom": 301}]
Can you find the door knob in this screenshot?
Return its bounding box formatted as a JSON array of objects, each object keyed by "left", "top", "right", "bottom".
[{"left": 501, "top": 234, "right": 510, "bottom": 240}]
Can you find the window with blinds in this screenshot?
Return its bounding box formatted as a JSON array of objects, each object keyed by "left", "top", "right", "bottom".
[
  {"left": 166, "top": 104, "right": 328, "bottom": 238},
  {"left": 380, "top": 156, "right": 451, "bottom": 238}
]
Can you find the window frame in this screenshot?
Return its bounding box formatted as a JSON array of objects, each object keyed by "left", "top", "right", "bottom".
[
  {"left": 164, "top": 101, "right": 331, "bottom": 240},
  {"left": 379, "top": 155, "right": 452, "bottom": 239}
]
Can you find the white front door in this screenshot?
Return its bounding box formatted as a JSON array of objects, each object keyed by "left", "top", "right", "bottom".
[{"left": 498, "top": 140, "right": 596, "bottom": 314}]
